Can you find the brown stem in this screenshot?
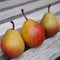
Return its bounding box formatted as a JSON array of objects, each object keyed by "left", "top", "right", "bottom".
[
  {"left": 21, "top": 9, "right": 28, "bottom": 20},
  {"left": 48, "top": 4, "right": 51, "bottom": 12},
  {"left": 11, "top": 21, "right": 15, "bottom": 30}
]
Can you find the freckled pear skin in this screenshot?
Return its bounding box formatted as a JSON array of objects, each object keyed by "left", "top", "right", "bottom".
[
  {"left": 21, "top": 19, "right": 45, "bottom": 47},
  {"left": 40, "top": 5, "right": 59, "bottom": 37},
  {"left": 1, "top": 21, "right": 25, "bottom": 58}
]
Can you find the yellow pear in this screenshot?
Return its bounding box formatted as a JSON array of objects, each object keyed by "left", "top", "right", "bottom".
[
  {"left": 1, "top": 21, "right": 25, "bottom": 58},
  {"left": 40, "top": 4, "right": 59, "bottom": 37},
  {"left": 59, "top": 22, "right": 60, "bottom": 30}
]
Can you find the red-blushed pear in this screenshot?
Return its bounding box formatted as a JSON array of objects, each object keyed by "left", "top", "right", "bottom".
[
  {"left": 1, "top": 21, "right": 25, "bottom": 59},
  {"left": 21, "top": 9, "right": 45, "bottom": 48},
  {"left": 40, "top": 4, "right": 59, "bottom": 37}
]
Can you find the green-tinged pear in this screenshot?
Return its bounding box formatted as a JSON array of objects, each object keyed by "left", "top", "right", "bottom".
[{"left": 40, "top": 4, "right": 59, "bottom": 37}]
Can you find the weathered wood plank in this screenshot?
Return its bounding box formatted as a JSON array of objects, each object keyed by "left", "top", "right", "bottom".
[
  {"left": 0, "top": 3, "right": 60, "bottom": 36},
  {"left": 0, "top": 0, "right": 59, "bottom": 21},
  {"left": 11, "top": 32, "right": 60, "bottom": 60}
]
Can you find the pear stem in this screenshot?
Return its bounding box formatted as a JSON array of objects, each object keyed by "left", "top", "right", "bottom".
[
  {"left": 21, "top": 9, "right": 28, "bottom": 20},
  {"left": 48, "top": 4, "right": 51, "bottom": 12},
  {"left": 11, "top": 21, "right": 15, "bottom": 30}
]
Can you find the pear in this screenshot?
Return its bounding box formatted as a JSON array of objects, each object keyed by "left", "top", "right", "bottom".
[
  {"left": 21, "top": 9, "right": 45, "bottom": 48},
  {"left": 40, "top": 4, "right": 59, "bottom": 37},
  {"left": 59, "top": 23, "right": 60, "bottom": 30},
  {"left": 1, "top": 21, "right": 25, "bottom": 58}
]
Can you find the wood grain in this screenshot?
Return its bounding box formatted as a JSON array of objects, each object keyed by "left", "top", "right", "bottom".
[{"left": 11, "top": 32, "right": 60, "bottom": 60}]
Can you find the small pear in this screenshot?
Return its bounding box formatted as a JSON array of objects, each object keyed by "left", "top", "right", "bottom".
[
  {"left": 59, "top": 23, "right": 60, "bottom": 30},
  {"left": 1, "top": 21, "right": 25, "bottom": 58},
  {"left": 40, "top": 4, "right": 59, "bottom": 37},
  {"left": 21, "top": 9, "right": 45, "bottom": 48}
]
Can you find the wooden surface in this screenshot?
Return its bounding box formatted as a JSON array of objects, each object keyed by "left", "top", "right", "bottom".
[
  {"left": 11, "top": 32, "right": 60, "bottom": 60},
  {"left": 0, "top": 32, "right": 60, "bottom": 60},
  {"left": 0, "top": 0, "right": 60, "bottom": 60},
  {"left": 0, "top": 0, "right": 60, "bottom": 37}
]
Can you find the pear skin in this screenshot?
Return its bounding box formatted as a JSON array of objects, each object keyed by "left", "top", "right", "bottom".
[
  {"left": 21, "top": 9, "right": 45, "bottom": 47},
  {"left": 59, "top": 21, "right": 60, "bottom": 30},
  {"left": 41, "top": 12, "right": 59, "bottom": 37},
  {"left": 21, "top": 19, "right": 45, "bottom": 47},
  {"left": 40, "top": 5, "right": 59, "bottom": 37},
  {"left": 1, "top": 21, "right": 25, "bottom": 58}
]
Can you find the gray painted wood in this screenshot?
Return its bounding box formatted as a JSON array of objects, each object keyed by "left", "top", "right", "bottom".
[
  {"left": 11, "top": 32, "right": 60, "bottom": 60},
  {"left": 0, "top": 0, "right": 60, "bottom": 60}
]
